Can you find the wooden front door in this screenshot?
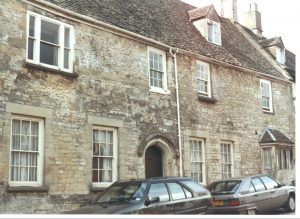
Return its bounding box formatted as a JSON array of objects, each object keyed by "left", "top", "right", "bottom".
[{"left": 145, "top": 146, "right": 163, "bottom": 178}]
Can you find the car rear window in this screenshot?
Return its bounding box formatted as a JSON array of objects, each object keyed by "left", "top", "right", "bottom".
[{"left": 209, "top": 180, "right": 241, "bottom": 194}]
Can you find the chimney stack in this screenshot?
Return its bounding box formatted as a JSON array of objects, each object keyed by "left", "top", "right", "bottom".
[
  {"left": 221, "top": 0, "right": 238, "bottom": 22},
  {"left": 244, "top": 2, "right": 263, "bottom": 37}
]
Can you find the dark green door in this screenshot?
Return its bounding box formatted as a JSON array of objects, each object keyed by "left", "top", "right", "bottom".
[{"left": 145, "top": 146, "right": 163, "bottom": 178}]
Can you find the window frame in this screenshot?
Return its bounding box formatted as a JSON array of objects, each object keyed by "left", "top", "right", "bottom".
[
  {"left": 277, "top": 148, "right": 291, "bottom": 170},
  {"left": 189, "top": 138, "right": 206, "bottom": 184},
  {"left": 207, "top": 19, "right": 221, "bottom": 46},
  {"left": 196, "top": 61, "right": 211, "bottom": 97},
  {"left": 263, "top": 148, "right": 272, "bottom": 170},
  {"left": 26, "top": 11, "right": 74, "bottom": 73},
  {"left": 276, "top": 47, "right": 286, "bottom": 64},
  {"left": 92, "top": 126, "right": 118, "bottom": 188},
  {"left": 9, "top": 116, "right": 44, "bottom": 187},
  {"left": 147, "top": 46, "right": 169, "bottom": 94},
  {"left": 220, "top": 141, "right": 234, "bottom": 179},
  {"left": 251, "top": 177, "right": 266, "bottom": 192},
  {"left": 260, "top": 79, "right": 273, "bottom": 113}
]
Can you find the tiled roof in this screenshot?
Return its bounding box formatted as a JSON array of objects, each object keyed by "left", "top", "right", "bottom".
[
  {"left": 260, "top": 128, "right": 294, "bottom": 144},
  {"left": 238, "top": 24, "right": 295, "bottom": 80},
  {"left": 188, "top": 5, "right": 211, "bottom": 21},
  {"left": 42, "top": 0, "right": 288, "bottom": 80},
  {"left": 259, "top": 37, "right": 282, "bottom": 48},
  {"left": 222, "top": 19, "right": 284, "bottom": 78}
]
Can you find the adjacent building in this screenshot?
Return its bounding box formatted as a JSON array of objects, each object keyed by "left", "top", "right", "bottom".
[{"left": 0, "top": 0, "right": 295, "bottom": 213}]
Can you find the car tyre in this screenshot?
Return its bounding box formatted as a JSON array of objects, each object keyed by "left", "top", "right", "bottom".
[{"left": 286, "top": 195, "right": 295, "bottom": 212}]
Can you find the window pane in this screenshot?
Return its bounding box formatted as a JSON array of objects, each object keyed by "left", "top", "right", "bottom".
[
  {"left": 93, "top": 130, "right": 99, "bottom": 142},
  {"left": 99, "top": 170, "right": 112, "bottom": 182},
  {"left": 183, "top": 187, "right": 192, "bottom": 198},
  {"left": 31, "top": 136, "right": 38, "bottom": 151},
  {"left": 168, "top": 183, "right": 186, "bottom": 200},
  {"left": 31, "top": 122, "right": 39, "bottom": 135},
  {"left": 12, "top": 134, "right": 20, "bottom": 150},
  {"left": 92, "top": 157, "right": 98, "bottom": 169},
  {"left": 28, "top": 153, "right": 37, "bottom": 166},
  {"left": 20, "top": 167, "right": 28, "bottom": 181},
  {"left": 41, "top": 20, "right": 59, "bottom": 44},
  {"left": 148, "top": 183, "right": 170, "bottom": 202},
  {"left": 21, "top": 121, "right": 30, "bottom": 135},
  {"left": 28, "top": 38, "right": 34, "bottom": 60},
  {"left": 260, "top": 176, "right": 278, "bottom": 190},
  {"left": 64, "top": 27, "right": 70, "bottom": 48},
  {"left": 100, "top": 131, "right": 106, "bottom": 143},
  {"left": 264, "top": 149, "right": 271, "bottom": 169},
  {"left": 12, "top": 120, "right": 21, "bottom": 134},
  {"left": 93, "top": 143, "right": 99, "bottom": 155},
  {"left": 40, "top": 42, "right": 58, "bottom": 66},
  {"left": 12, "top": 152, "right": 20, "bottom": 165},
  {"left": 11, "top": 166, "right": 19, "bottom": 181},
  {"left": 29, "top": 16, "right": 35, "bottom": 37},
  {"left": 29, "top": 167, "right": 37, "bottom": 181},
  {"left": 92, "top": 170, "right": 98, "bottom": 182},
  {"left": 20, "top": 153, "right": 28, "bottom": 166},
  {"left": 107, "top": 131, "right": 113, "bottom": 144},
  {"left": 99, "top": 158, "right": 112, "bottom": 170},
  {"left": 208, "top": 24, "right": 213, "bottom": 42},
  {"left": 64, "top": 49, "right": 70, "bottom": 69},
  {"left": 252, "top": 178, "right": 266, "bottom": 192},
  {"left": 21, "top": 136, "right": 30, "bottom": 151}
]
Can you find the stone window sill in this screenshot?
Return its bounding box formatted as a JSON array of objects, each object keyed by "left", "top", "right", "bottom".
[
  {"left": 90, "top": 187, "right": 106, "bottom": 192},
  {"left": 198, "top": 94, "right": 217, "bottom": 103},
  {"left": 25, "top": 62, "right": 79, "bottom": 79},
  {"left": 263, "top": 110, "right": 274, "bottom": 115},
  {"left": 6, "top": 185, "right": 49, "bottom": 193}
]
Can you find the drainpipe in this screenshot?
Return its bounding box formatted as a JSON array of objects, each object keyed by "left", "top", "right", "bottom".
[{"left": 169, "top": 48, "right": 183, "bottom": 177}]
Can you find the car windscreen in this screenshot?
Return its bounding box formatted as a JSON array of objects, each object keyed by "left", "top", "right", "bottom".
[
  {"left": 209, "top": 180, "right": 241, "bottom": 195},
  {"left": 94, "top": 181, "right": 147, "bottom": 204}
]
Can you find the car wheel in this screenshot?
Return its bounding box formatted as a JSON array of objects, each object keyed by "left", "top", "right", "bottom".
[
  {"left": 247, "top": 209, "right": 256, "bottom": 215},
  {"left": 287, "top": 195, "right": 295, "bottom": 212}
]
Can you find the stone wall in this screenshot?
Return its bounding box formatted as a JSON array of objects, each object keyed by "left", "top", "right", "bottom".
[{"left": 0, "top": 0, "right": 295, "bottom": 213}]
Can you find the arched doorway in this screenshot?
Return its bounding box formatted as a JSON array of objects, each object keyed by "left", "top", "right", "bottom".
[{"left": 145, "top": 145, "right": 163, "bottom": 178}]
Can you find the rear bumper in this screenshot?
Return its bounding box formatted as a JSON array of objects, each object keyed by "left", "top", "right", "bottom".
[{"left": 207, "top": 205, "right": 250, "bottom": 214}]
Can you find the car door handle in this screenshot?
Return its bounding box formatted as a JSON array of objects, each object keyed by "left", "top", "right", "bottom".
[
  {"left": 166, "top": 204, "right": 173, "bottom": 208},
  {"left": 270, "top": 191, "right": 275, "bottom": 193},
  {"left": 254, "top": 194, "right": 258, "bottom": 197}
]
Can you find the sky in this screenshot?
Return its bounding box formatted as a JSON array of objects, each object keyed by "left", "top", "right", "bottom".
[{"left": 181, "top": 0, "right": 299, "bottom": 52}]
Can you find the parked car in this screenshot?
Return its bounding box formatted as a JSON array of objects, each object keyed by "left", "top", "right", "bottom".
[
  {"left": 65, "top": 176, "right": 211, "bottom": 214},
  {"left": 207, "top": 174, "right": 295, "bottom": 215}
]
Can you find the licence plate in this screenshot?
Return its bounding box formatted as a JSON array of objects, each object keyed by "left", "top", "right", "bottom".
[{"left": 213, "top": 200, "right": 224, "bottom": 206}]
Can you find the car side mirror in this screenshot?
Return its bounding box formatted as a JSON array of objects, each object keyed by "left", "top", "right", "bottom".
[{"left": 145, "top": 196, "right": 160, "bottom": 206}]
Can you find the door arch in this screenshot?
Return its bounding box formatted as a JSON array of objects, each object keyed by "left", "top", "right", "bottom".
[{"left": 145, "top": 145, "right": 163, "bottom": 178}]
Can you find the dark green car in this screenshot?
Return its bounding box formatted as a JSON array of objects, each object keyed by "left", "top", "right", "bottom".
[{"left": 66, "top": 176, "right": 211, "bottom": 214}]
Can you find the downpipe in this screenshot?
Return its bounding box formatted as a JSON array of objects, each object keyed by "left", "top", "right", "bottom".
[{"left": 169, "top": 47, "right": 183, "bottom": 177}]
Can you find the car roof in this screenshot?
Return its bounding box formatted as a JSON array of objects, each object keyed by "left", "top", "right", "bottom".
[
  {"left": 115, "top": 176, "right": 194, "bottom": 184},
  {"left": 210, "top": 174, "right": 268, "bottom": 184}
]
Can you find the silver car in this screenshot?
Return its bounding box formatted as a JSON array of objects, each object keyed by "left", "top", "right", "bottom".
[{"left": 207, "top": 174, "right": 295, "bottom": 215}]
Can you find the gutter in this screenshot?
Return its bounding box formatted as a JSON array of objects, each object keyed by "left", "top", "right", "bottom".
[
  {"left": 169, "top": 48, "right": 183, "bottom": 177},
  {"left": 23, "top": 0, "right": 291, "bottom": 84}
]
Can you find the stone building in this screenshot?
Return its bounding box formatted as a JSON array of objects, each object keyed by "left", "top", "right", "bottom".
[{"left": 0, "top": 0, "right": 295, "bottom": 213}]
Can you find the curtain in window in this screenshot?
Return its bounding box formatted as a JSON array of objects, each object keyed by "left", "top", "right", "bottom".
[
  {"left": 263, "top": 149, "right": 272, "bottom": 169},
  {"left": 93, "top": 129, "right": 114, "bottom": 183},
  {"left": 11, "top": 119, "right": 39, "bottom": 182}
]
